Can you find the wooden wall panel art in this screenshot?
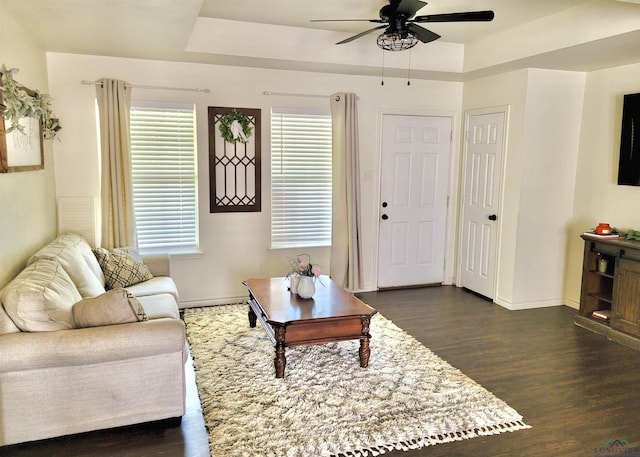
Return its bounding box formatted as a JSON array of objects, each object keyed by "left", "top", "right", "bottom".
[{"left": 208, "top": 107, "right": 261, "bottom": 213}]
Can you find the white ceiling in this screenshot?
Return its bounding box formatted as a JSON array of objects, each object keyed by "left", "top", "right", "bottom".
[
  {"left": 1, "top": 0, "right": 639, "bottom": 80},
  {"left": 198, "top": 0, "right": 592, "bottom": 42}
]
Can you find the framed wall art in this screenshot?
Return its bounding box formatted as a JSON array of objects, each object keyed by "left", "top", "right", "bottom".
[
  {"left": 208, "top": 106, "right": 261, "bottom": 213},
  {"left": 0, "top": 76, "right": 45, "bottom": 173}
]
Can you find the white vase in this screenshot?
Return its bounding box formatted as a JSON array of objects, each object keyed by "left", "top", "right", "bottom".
[
  {"left": 297, "top": 276, "right": 316, "bottom": 299},
  {"left": 289, "top": 274, "right": 300, "bottom": 294}
]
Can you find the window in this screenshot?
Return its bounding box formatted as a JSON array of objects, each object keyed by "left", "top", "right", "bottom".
[
  {"left": 271, "top": 108, "right": 332, "bottom": 248},
  {"left": 129, "top": 102, "right": 198, "bottom": 254}
]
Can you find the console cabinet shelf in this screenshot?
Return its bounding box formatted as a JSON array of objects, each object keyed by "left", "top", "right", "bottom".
[{"left": 575, "top": 235, "right": 640, "bottom": 351}]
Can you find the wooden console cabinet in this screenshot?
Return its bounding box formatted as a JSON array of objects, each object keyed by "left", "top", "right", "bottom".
[{"left": 576, "top": 235, "right": 640, "bottom": 350}]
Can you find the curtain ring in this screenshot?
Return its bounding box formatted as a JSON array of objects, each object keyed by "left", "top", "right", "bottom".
[{"left": 334, "top": 95, "right": 341, "bottom": 102}]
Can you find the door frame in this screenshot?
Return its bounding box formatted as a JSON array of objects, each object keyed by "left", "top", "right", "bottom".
[
  {"left": 374, "top": 108, "right": 460, "bottom": 289},
  {"left": 456, "top": 105, "right": 510, "bottom": 299}
]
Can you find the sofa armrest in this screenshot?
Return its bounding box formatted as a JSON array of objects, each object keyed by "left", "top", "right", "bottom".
[
  {"left": 0, "top": 318, "right": 185, "bottom": 373},
  {"left": 142, "top": 254, "right": 171, "bottom": 277}
]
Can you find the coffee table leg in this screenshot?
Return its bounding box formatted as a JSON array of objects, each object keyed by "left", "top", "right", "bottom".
[
  {"left": 248, "top": 305, "right": 257, "bottom": 328},
  {"left": 359, "top": 316, "right": 372, "bottom": 368},
  {"left": 274, "top": 326, "right": 286, "bottom": 378}
]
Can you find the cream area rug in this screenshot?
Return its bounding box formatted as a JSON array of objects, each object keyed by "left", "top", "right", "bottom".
[{"left": 183, "top": 304, "right": 530, "bottom": 457}]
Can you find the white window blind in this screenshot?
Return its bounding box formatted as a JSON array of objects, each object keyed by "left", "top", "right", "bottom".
[
  {"left": 130, "top": 102, "right": 198, "bottom": 253},
  {"left": 271, "top": 108, "right": 332, "bottom": 248}
]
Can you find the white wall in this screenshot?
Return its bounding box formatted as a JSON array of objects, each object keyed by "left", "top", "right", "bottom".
[
  {"left": 513, "top": 69, "right": 585, "bottom": 308},
  {"left": 46, "top": 53, "right": 463, "bottom": 305},
  {"left": 462, "top": 68, "right": 586, "bottom": 310},
  {"left": 565, "top": 62, "right": 640, "bottom": 308},
  {"left": 0, "top": 4, "right": 57, "bottom": 288}
]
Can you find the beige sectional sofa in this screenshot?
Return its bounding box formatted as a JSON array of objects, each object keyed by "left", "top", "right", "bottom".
[{"left": 0, "top": 233, "right": 186, "bottom": 446}]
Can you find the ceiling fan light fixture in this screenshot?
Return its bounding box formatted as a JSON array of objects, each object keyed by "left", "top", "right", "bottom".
[{"left": 376, "top": 31, "right": 418, "bottom": 51}]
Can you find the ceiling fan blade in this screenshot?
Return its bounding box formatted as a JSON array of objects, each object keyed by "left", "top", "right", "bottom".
[
  {"left": 413, "top": 10, "right": 495, "bottom": 23},
  {"left": 407, "top": 24, "right": 441, "bottom": 43},
  {"left": 310, "top": 19, "right": 385, "bottom": 23},
  {"left": 396, "top": 0, "right": 428, "bottom": 17},
  {"left": 336, "top": 25, "right": 387, "bottom": 45}
]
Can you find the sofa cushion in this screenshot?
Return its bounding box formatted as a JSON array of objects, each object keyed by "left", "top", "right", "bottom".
[
  {"left": 73, "top": 289, "right": 148, "bottom": 328},
  {"left": 137, "top": 293, "right": 180, "bottom": 320},
  {"left": 0, "top": 258, "right": 81, "bottom": 332},
  {"left": 28, "top": 232, "right": 106, "bottom": 298},
  {"left": 125, "top": 276, "right": 179, "bottom": 302},
  {"left": 93, "top": 247, "right": 153, "bottom": 290}
]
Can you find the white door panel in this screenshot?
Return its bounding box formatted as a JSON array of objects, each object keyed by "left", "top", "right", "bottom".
[
  {"left": 378, "top": 115, "right": 452, "bottom": 288},
  {"left": 459, "top": 110, "right": 506, "bottom": 298}
]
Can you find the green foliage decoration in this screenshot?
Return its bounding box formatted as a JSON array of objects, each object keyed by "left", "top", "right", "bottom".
[
  {"left": 0, "top": 65, "right": 32, "bottom": 134},
  {"left": 34, "top": 91, "right": 61, "bottom": 140},
  {"left": 613, "top": 228, "right": 640, "bottom": 241},
  {"left": 218, "top": 110, "right": 252, "bottom": 144},
  {"left": 0, "top": 64, "right": 61, "bottom": 140}
]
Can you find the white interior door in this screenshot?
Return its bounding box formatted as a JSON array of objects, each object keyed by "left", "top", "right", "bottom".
[
  {"left": 378, "top": 115, "right": 452, "bottom": 288},
  {"left": 458, "top": 109, "right": 507, "bottom": 299}
]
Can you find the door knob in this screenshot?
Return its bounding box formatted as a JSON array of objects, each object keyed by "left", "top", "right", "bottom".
[
  {"left": 381, "top": 214, "right": 389, "bottom": 220},
  {"left": 488, "top": 214, "right": 497, "bottom": 221}
]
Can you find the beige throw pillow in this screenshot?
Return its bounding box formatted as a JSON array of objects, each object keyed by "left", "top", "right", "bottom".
[
  {"left": 73, "top": 289, "right": 148, "bottom": 328},
  {"left": 93, "top": 247, "right": 154, "bottom": 289}
]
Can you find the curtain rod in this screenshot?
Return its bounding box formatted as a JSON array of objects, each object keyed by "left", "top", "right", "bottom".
[
  {"left": 81, "top": 80, "right": 210, "bottom": 94},
  {"left": 263, "top": 91, "right": 360, "bottom": 101}
]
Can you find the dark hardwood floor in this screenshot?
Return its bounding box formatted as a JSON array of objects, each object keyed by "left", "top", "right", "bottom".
[{"left": 2, "top": 286, "right": 640, "bottom": 456}]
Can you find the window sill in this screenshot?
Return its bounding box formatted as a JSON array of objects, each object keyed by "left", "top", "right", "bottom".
[
  {"left": 270, "top": 244, "right": 331, "bottom": 250},
  {"left": 141, "top": 249, "right": 204, "bottom": 260},
  {"left": 169, "top": 250, "right": 204, "bottom": 260}
]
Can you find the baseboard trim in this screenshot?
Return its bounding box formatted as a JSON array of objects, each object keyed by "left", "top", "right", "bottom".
[
  {"left": 494, "top": 295, "right": 565, "bottom": 310},
  {"left": 179, "top": 296, "right": 247, "bottom": 309}
]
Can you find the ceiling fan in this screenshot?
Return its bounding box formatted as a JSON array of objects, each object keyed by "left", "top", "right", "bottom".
[{"left": 311, "top": 0, "right": 494, "bottom": 51}]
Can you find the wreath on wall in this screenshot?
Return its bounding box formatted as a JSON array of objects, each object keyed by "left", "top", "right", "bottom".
[
  {"left": 0, "top": 64, "right": 61, "bottom": 140},
  {"left": 218, "top": 110, "right": 253, "bottom": 144}
]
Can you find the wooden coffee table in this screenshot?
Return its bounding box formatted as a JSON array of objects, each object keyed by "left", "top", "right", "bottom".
[{"left": 243, "top": 277, "right": 377, "bottom": 378}]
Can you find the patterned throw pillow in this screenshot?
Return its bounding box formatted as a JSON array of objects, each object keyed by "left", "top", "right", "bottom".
[{"left": 92, "top": 247, "right": 154, "bottom": 290}]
